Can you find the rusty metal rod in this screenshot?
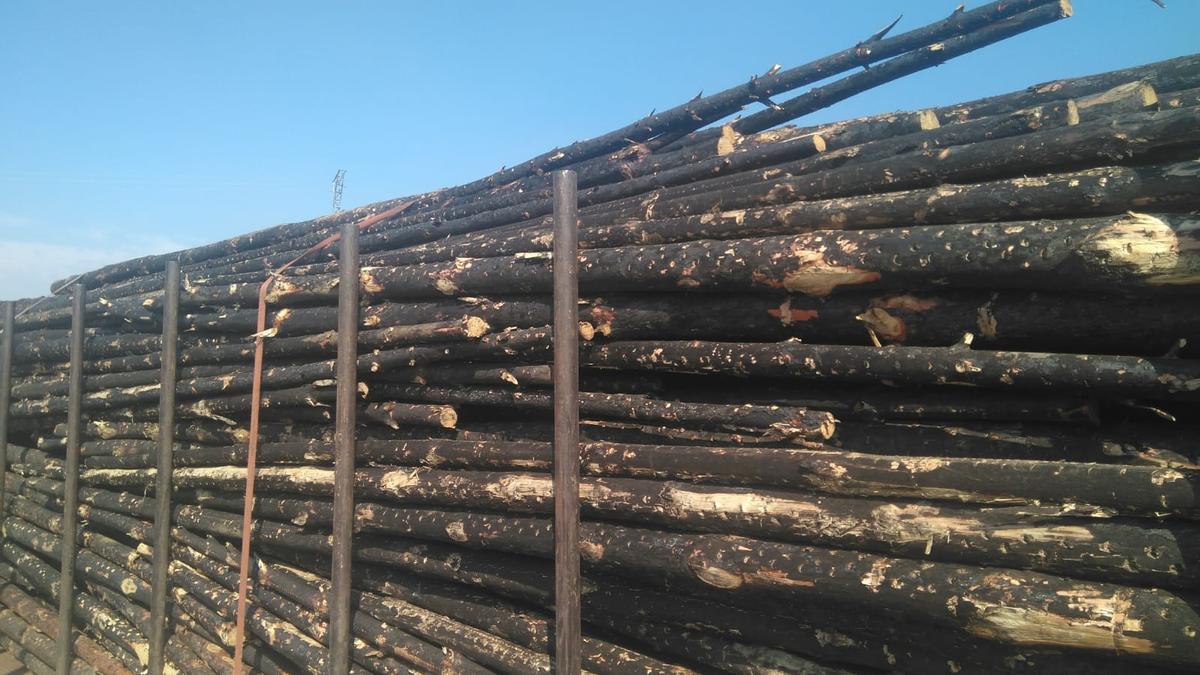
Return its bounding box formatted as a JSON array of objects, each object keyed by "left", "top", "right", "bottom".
[
  {"left": 0, "top": 302, "right": 13, "bottom": 519},
  {"left": 148, "top": 261, "right": 180, "bottom": 675},
  {"left": 552, "top": 169, "right": 581, "bottom": 674},
  {"left": 328, "top": 220, "right": 360, "bottom": 675},
  {"left": 56, "top": 283, "right": 86, "bottom": 675}
]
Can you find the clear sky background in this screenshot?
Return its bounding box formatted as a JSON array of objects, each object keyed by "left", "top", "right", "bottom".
[{"left": 1, "top": 1, "right": 1197, "bottom": 299}]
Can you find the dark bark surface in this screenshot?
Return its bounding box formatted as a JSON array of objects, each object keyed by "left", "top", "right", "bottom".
[
  {"left": 399, "top": 159, "right": 1200, "bottom": 264},
  {"left": 583, "top": 339, "right": 1200, "bottom": 399}
]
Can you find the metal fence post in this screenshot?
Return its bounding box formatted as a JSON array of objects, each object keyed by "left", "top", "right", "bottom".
[
  {"left": 0, "top": 302, "right": 14, "bottom": 520},
  {"left": 56, "top": 284, "right": 86, "bottom": 674},
  {"left": 149, "top": 261, "right": 180, "bottom": 675},
  {"left": 552, "top": 169, "right": 581, "bottom": 674},
  {"left": 329, "top": 220, "right": 361, "bottom": 675}
]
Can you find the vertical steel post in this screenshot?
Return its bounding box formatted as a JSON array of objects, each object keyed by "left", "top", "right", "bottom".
[
  {"left": 148, "top": 261, "right": 180, "bottom": 675},
  {"left": 57, "top": 284, "right": 86, "bottom": 675},
  {"left": 0, "top": 302, "right": 14, "bottom": 520},
  {"left": 328, "top": 220, "right": 360, "bottom": 675},
  {"left": 552, "top": 169, "right": 581, "bottom": 674}
]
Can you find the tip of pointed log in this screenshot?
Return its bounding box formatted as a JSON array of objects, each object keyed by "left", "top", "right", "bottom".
[
  {"left": 579, "top": 321, "right": 596, "bottom": 341},
  {"left": 811, "top": 134, "right": 827, "bottom": 153},
  {"left": 1058, "top": 0, "right": 1074, "bottom": 17},
  {"left": 918, "top": 109, "right": 941, "bottom": 130}
]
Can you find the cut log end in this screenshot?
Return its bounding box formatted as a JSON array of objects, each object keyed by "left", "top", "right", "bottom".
[
  {"left": 817, "top": 414, "right": 837, "bottom": 440},
  {"left": 1065, "top": 99, "right": 1080, "bottom": 126},
  {"left": 463, "top": 316, "right": 491, "bottom": 338},
  {"left": 437, "top": 406, "right": 459, "bottom": 429},
  {"left": 1138, "top": 83, "right": 1160, "bottom": 108},
  {"left": 716, "top": 123, "right": 741, "bottom": 156}
]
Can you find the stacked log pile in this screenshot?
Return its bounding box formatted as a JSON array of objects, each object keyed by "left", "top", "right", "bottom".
[{"left": 3, "top": 1, "right": 1200, "bottom": 672}]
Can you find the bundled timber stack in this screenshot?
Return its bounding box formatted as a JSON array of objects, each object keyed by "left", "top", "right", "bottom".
[{"left": 3, "top": 1, "right": 1200, "bottom": 673}]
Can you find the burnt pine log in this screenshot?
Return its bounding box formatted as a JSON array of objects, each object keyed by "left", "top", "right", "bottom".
[
  {"left": 571, "top": 573, "right": 1125, "bottom": 675},
  {"left": 254, "top": 561, "right": 554, "bottom": 675},
  {"left": 351, "top": 104, "right": 1200, "bottom": 255},
  {"left": 368, "top": 384, "right": 837, "bottom": 439},
  {"left": 28, "top": 432, "right": 1200, "bottom": 516},
  {"left": 127, "top": 498, "right": 1124, "bottom": 675},
  {"left": 150, "top": 502, "right": 1152, "bottom": 672},
  {"left": 347, "top": 3, "right": 1070, "bottom": 258},
  {"left": 0, "top": 582, "right": 132, "bottom": 675},
  {"left": 61, "top": 98, "right": 1198, "bottom": 319},
  {"left": 581, "top": 615, "right": 848, "bottom": 675},
  {"left": 343, "top": 564, "right": 701, "bottom": 675},
  {"left": 344, "top": 213, "right": 1200, "bottom": 300},
  {"left": 382, "top": 91, "right": 1098, "bottom": 268},
  {"left": 158, "top": 495, "right": 1200, "bottom": 668},
  {"left": 44, "top": 193, "right": 433, "bottom": 297},
  {"left": 341, "top": 3, "right": 1072, "bottom": 257},
  {"left": 935, "top": 53, "right": 1200, "bottom": 122},
  {"left": 186, "top": 481, "right": 1200, "bottom": 594},
  {"left": 703, "top": 2, "right": 1074, "bottom": 140},
  {"left": 169, "top": 552, "right": 432, "bottom": 675},
  {"left": 362, "top": 401, "right": 458, "bottom": 430},
  {"left": 0, "top": 517, "right": 153, "bottom": 607},
  {"left": 688, "top": 381, "right": 1097, "bottom": 423},
  {"left": 49, "top": 0, "right": 1059, "bottom": 293},
  {"left": 1163, "top": 85, "right": 1200, "bottom": 109},
  {"left": 162, "top": 471, "right": 1200, "bottom": 588},
  {"left": 12, "top": 364, "right": 231, "bottom": 400},
  {"left": 668, "top": 50, "right": 1200, "bottom": 155},
  {"left": 582, "top": 339, "right": 1200, "bottom": 400},
  {"left": 0, "top": 607, "right": 99, "bottom": 675},
  {"left": 435, "top": 107, "right": 934, "bottom": 237},
  {"left": 0, "top": 541, "right": 148, "bottom": 667},
  {"left": 181, "top": 298, "right": 536, "bottom": 338},
  {"left": 9, "top": 329, "right": 559, "bottom": 413},
  {"left": 178, "top": 284, "right": 1200, "bottom": 355},
  {"left": 581, "top": 106, "right": 1200, "bottom": 227},
  {"left": 78, "top": 325, "right": 552, "bottom": 376},
  {"left": 368, "top": 159, "right": 1200, "bottom": 269},
  {"left": 164, "top": 549, "right": 365, "bottom": 675},
  {"left": 30, "top": 125, "right": 1199, "bottom": 329},
  {"left": 260, "top": 539, "right": 1140, "bottom": 675},
  {"left": 380, "top": 1, "right": 1067, "bottom": 227},
  {"left": 85, "top": 586, "right": 216, "bottom": 675},
  {"left": 0, "top": 621, "right": 52, "bottom": 675},
  {"left": 826, "top": 420, "right": 1197, "bottom": 464},
  {"left": 649, "top": 108, "right": 938, "bottom": 180},
  {"left": 403, "top": 0, "right": 1058, "bottom": 200},
  {"left": 666, "top": 26, "right": 1196, "bottom": 152},
  {"left": 375, "top": 363, "right": 664, "bottom": 394},
  {"left": 21, "top": 76, "right": 1190, "bottom": 329}
]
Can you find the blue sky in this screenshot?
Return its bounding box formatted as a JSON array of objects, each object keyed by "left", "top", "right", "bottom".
[{"left": 1, "top": 1, "right": 1197, "bottom": 298}]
